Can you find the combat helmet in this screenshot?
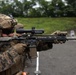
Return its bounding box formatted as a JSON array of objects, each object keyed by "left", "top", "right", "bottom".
[
  {"left": 0, "top": 14, "right": 18, "bottom": 35},
  {"left": 0, "top": 14, "right": 17, "bottom": 29}
]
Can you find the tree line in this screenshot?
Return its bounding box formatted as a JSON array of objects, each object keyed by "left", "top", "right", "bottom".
[{"left": 0, "top": 0, "right": 76, "bottom": 17}]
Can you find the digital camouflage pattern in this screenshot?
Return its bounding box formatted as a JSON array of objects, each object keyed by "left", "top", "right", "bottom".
[
  {"left": 0, "top": 47, "right": 19, "bottom": 72},
  {"left": 0, "top": 13, "right": 26, "bottom": 75},
  {"left": 0, "top": 43, "right": 26, "bottom": 75},
  {"left": 0, "top": 14, "right": 17, "bottom": 29}
]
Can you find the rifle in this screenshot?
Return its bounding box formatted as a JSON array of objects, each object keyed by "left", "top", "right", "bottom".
[{"left": 0, "top": 27, "right": 76, "bottom": 57}]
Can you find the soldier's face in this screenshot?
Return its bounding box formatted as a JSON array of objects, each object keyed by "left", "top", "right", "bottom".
[{"left": 2, "top": 27, "right": 14, "bottom": 35}]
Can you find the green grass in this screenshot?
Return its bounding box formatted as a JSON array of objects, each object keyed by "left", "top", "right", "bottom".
[{"left": 16, "top": 17, "right": 76, "bottom": 34}]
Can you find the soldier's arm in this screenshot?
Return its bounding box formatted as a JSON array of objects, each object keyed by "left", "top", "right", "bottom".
[
  {"left": 0, "top": 43, "right": 26, "bottom": 72},
  {"left": 0, "top": 47, "right": 19, "bottom": 72}
]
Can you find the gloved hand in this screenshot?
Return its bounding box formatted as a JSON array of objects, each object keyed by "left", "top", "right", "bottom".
[
  {"left": 51, "top": 30, "right": 67, "bottom": 36},
  {"left": 13, "top": 43, "right": 27, "bottom": 55},
  {"left": 51, "top": 30, "right": 67, "bottom": 44}
]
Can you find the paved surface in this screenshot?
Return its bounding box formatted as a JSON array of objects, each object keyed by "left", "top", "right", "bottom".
[{"left": 25, "top": 40, "right": 76, "bottom": 75}]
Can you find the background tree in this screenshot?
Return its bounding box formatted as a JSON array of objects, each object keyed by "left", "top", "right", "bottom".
[
  {"left": 0, "top": 0, "right": 75, "bottom": 17},
  {"left": 65, "top": 0, "right": 76, "bottom": 16},
  {"left": 38, "top": 0, "right": 51, "bottom": 17},
  {"left": 51, "top": 0, "right": 65, "bottom": 17},
  {"left": 13, "top": 0, "right": 24, "bottom": 17},
  {"left": 22, "top": 0, "right": 36, "bottom": 17},
  {"left": 28, "top": 8, "right": 41, "bottom": 17}
]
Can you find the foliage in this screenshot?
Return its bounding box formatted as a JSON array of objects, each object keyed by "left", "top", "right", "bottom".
[
  {"left": 0, "top": 0, "right": 76, "bottom": 17},
  {"left": 65, "top": 0, "right": 76, "bottom": 16}
]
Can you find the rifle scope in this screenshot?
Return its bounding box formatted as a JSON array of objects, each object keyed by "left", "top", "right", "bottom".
[{"left": 16, "top": 27, "right": 44, "bottom": 34}]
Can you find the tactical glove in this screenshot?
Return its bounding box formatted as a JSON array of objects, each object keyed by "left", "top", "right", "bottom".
[
  {"left": 51, "top": 30, "right": 67, "bottom": 36},
  {"left": 51, "top": 30, "right": 67, "bottom": 43}
]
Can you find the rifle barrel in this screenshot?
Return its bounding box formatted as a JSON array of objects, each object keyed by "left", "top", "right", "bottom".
[{"left": 66, "top": 37, "right": 76, "bottom": 40}]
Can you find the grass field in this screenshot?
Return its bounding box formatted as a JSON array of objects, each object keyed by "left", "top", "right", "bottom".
[{"left": 17, "top": 17, "right": 76, "bottom": 34}]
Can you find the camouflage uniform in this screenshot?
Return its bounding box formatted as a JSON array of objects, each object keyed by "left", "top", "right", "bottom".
[
  {"left": 0, "top": 44, "right": 23, "bottom": 72},
  {"left": 0, "top": 14, "right": 26, "bottom": 75},
  {"left": 0, "top": 14, "right": 17, "bottom": 29}
]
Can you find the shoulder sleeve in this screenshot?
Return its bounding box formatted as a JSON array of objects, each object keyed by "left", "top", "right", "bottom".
[{"left": 0, "top": 47, "right": 20, "bottom": 72}]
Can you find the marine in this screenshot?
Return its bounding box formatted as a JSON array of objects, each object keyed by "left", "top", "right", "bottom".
[
  {"left": 0, "top": 13, "right": 67, "bottom": 75},
  {"left": 0, "top": 14, "right": 27, "bottom": 75}
]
